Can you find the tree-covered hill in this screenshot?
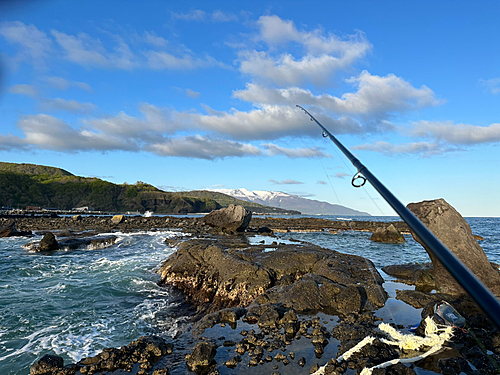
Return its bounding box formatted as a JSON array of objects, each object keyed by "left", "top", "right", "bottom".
[{"left": 0, "top": 163, "right": 220, "bottom": 214}]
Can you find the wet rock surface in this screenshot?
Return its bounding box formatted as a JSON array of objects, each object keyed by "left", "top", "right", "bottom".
[{"left": 158, "top": 236, "right": 386, "bottom": 316}]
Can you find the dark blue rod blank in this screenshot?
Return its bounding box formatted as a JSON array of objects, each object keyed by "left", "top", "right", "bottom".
[{"left": 297, "top": 105, "right": 500, "bottom": 329}]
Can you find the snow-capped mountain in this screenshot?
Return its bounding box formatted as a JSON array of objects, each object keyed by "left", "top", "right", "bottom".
[{"left": 210, "top": 188, "right": 370, "bottom": 216}]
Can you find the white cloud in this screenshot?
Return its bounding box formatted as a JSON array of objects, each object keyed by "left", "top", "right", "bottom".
[
  {"left": 410, "top": 121, "right": 500, "bottom": 145},
  {"left": 171, "top": 10, "right": 237, "bottom": 22},
  {"left": 211, "top": 10, "right": 238, "bottom": 22},
  {"left": 144, "top": 51, "right": 223, "bottom": 70},
  {"left": 234, "top": 71, "right": 441, "bottom": 117},
  {"left": 0, "top": 21, "right": 52, "bottom": 66},
  {"left": 143, "top": 31, "right": 168, "bottom": 47},
  {"left": 8, "top": 84, "right": 37, "bottom": 97},
  {"left": 40, "top": 98, "right": 97, "bottom": 114},
  {"left": 237, "top": 15, "right": 371, "bottom": 87},
  {"left": 261, "top": 143, "right": 332, "bottom": 158},
  {"left": 269, "top": 178, "right": 303, "bottom": 184},
  {"left": 42, "top": 76, "right": 92, "bottom": 93},
  {"left": 333, "top": 172, "right": 350, "bottom": 179},
  {"left": 336, "top": 71, "right": 443, "bottom": 115},
  {"left": 191, "top": 104, "right": 365, "bottom": 140},
  {"left": 317, "top": 180, "right": 327, "bottom": 185},
  {"left": 15, "top": 114, "right": 137, "bottom": 151},
  {"left": 171, "top": 10, "right": 207, "bottom": 21},
  {"left": 479, "top": 77, "right": 500, "bottom": 95},
  {"left": 186, "top": 89, "right": 200, "bottom": 98},
  {"left": 146, "top": 135, "right": 260, "bottom": 159},
  {"left": 85, "top": 103, "right": 180, "bottom": 140},
  {"left": 352, "top": 141, "right": 451, "bottom": 156}
]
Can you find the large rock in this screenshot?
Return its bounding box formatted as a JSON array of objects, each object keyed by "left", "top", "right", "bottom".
[
  {"left": 203, "top": 204, "right": 251, "bottom": 232},
  {"left": 407, "top": 198, "right": 500, "bottom": 296},
  {"left": 36, "top": 232, "right": 59, "bottom": 251},
  {"left": 30, "top": 354, "right": 64, "bottom": 375},
  {"left": 370, "top": 224, "right": 406, "bottom": 243},
  {"left": 158, "top": 237, "right": 386, "bottom": 316},
  {"left": 186, "top": 342, "right": 217, "bottom": 371}
]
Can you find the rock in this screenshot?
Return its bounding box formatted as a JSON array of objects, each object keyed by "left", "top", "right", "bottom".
[
  {"left": 30, "top": 354, "right": 64, "bottom": 375},
  {"left": 203, "top": 204, "right": 251, "bottom": 233},
  {"left": 72, "top": 215, "right": 82, "bottom": 221},
  {"left": 0, "top": 221, "right": 32, "bottom": 237},
  {"left": 36, "top": 232, "right": 59, "bottom": 251},
  {"left": 110, "top": 215, "right": 124, "bottom": 224},
  {"left": 382, "top": 263, "right": 435, "bottom": 290},
  {"left": 407, "top": 199, "right": 500, "bottom": 296},
  {"left": 186, "top": 342, "right": 217, "bottom": 371},
  {"left": 158, "top": 239, "right": 274, "bottom": 313},
  {"left": 159, "top": 237, "right": 387, "bottom": 315},
  {"left": 370, "top": 224, "right": 406, "bottom": 243}
]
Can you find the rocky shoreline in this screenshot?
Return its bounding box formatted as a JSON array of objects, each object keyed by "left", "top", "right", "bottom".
[{"left": 4, "top": 213, "right": 499, "bottom": 375}]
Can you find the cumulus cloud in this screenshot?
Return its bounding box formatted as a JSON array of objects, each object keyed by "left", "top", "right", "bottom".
[
  {"left": 261, "top": 143, "right": 332, "bottom": 158},
  {"left": 237, "top": 15, "right": 371, "bottom": 87},
  {"left": 191, "top": 104, "right": 365, "bottom": 140},
  {"left": 40, "top": 98, "right": 97, "bottom": 114},
  {"left": 410, "top": 121, "right": 500, "bottom": 145},
  {"left": 233, "top": 71, "right": 441, "bottom": 117},
  {"left": 146, "top": 135, "right": 260, "bottom": 159},
  {"left": 0, "top": 21, "right": 52, "bottom": 66},
  {"left": 15, "top": 114, "right": 137, "bottom": 151},
  {"left": 269, "top": 178, "right": 304, "bottom": 184},
  {"left": 8, "top": 84, "right": 37, "bottom": 97},
  {"left": 42, "top": 76, "right": 92, "bottom": 93},
  {"left": 479, "top": 77, "right": 500, "bottom": 94}
]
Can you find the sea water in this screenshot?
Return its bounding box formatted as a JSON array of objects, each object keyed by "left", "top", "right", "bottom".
[{"left": 0, "top": 217, "right": 498, "bottom": 374}]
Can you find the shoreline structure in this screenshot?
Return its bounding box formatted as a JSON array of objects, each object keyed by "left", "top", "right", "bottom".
[{"left": 5, "top": 214, "right": 499, "bottom": 375}]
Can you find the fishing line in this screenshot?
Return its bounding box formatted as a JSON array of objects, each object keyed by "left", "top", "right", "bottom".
[
  {"left": 322, "top": 135, "right": 386, "bottom": 217},
  {"left": 297, "top": 104, "right": 500, "bottom": 329}
]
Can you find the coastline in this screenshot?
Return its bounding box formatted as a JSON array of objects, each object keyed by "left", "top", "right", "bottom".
[{"left": 2, "top": 215, "right": 499, "bottom": 375}]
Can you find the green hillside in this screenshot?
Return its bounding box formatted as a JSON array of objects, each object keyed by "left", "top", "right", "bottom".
[
  {"left": 183, "top": 190, "right": 301, "bottom": 214},
  {"left": 0, "top": 163, "right": 220, "bottom": 214}
]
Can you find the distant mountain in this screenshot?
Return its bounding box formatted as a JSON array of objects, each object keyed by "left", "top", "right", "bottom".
[
  {"left": 183, "top": 190, "right": 300, "bottom": 215},
  {"left": 210, "top": 188, "right": 370, "bottom": 216}
]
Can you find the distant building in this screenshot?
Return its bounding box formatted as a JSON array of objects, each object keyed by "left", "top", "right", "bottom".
[{"left": 26, "top": 206, "right": 41, "bottom": 211}]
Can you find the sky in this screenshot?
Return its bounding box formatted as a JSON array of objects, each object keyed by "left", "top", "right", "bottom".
[{"left": 0, "top": 0, "right": 499, "bottom": 217}]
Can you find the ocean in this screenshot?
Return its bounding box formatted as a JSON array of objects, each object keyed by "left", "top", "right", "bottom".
[{"left": 0, "top": 216, "right": 498, "bottom": 374}]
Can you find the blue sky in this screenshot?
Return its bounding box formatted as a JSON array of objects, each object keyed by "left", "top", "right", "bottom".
[{"left": 0, "top": 0, "right": 499, "bottom": 216}]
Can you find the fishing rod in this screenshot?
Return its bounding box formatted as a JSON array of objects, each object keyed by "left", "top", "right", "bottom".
[{"left": 297, "top": 104, "right": 500, "bottom": 329}]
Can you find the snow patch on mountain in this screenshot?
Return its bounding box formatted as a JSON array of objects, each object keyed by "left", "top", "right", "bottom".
[{"left": 210, "top": 188, "right": 370, "bottom": 216}]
